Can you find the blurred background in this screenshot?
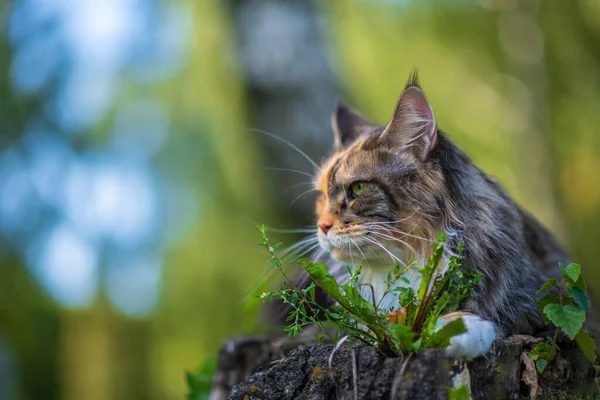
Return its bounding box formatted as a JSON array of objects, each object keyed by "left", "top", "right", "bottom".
[{"left": 1, "top": 0, "right": 600, "bottom": 398}]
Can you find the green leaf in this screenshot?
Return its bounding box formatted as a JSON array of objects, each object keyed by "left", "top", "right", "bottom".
[
  {"left": 389, "top": 324, "right": 417, "bottom": 351},
  {"left": 543, "top": 304, "right": 586, "bottom": 340},
  {"left": 568, "top": 286, "right": 590, "bottom": 315},
  {"left": 575, "top": 330, "right": 597, "bottom": 364},
  {"left": 537, "top": 294, "right": 560, "bottom": 324},
  {"left": 299, "top": 259, "right": 389, "bottom": 344},
  {"left": 562, "top": 263, "right": 581, "bottom": 283},
  {"left": 536, "top": 278, "right": 558, "bottom": 297},
  {"left": 186, "top": 357, "right": 217, "bottom": 400},
  {"left": 412, "top": 337, "right": 422, "bottom": 352},
  {"left": 529, "top": 341, "right": 553, "bottom": 361},
  {"left": 448, "top": 384, "right": 470, "bottom": 400},
  {"left": 398, "top": 286, "right": 415, "bottom": 308},
  {"left": 562, "top": 263, "right": 586, "bottom": 291},
  {"left": 418, "top": 232, "right": 446, "bottom": 301},
  {"left": 300, "top": 260, "right": 346, "bottom": 305},
  {"left": 428, "top": 318, "right": 467, "bottom": 348},
  {"left": 342, "top": 285, "right": 379, "bottom": 324},
  {"left": 536, "top": 359, "right": 547, "bottom": 373}
]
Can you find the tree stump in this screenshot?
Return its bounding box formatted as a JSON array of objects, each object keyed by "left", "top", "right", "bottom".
[{"left": 213, "top": 336, "right": 595, "bottom": 400}]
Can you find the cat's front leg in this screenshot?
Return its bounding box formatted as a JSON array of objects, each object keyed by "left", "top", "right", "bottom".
[{"left": 435, "top": 311, "right": 497, "bottom": 359}]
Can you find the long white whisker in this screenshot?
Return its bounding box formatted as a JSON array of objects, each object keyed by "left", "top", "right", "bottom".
[
  {"left": 361, "top": 214, "right": 416, "bottom": 226},
  {"left": 280, "top": 236, "right": 320, "bottom": 257},
  {"left": 285, "top": 182, "right": 314, "bottom": 192},
  {"left": 268, "top": 228, "right": 317, "bottom": 234},
  {"left": 289, "top": 189, "right": 318, "bottom": 208},
  {"left": 369, "top": 231, "right": 418, "bottom": 256},
  {"left": 290, "top": 243, "right": 321, "bottom": 261},
  {"left": 251, "top": 129, "right": 319, "bottom": 169},
  {"left": 368, "top": 225, "right": 432, "bottom": 243},
  {"left": 264, "top": 167, "right": 315, "bottom": 178},
  {"left": 365, "top": 244, "right": 384, "bottom": 263},
  {"left": 350, "top": 238, "right": 370, "bottom": 269},
  {"left": 363, "top": 236, "right": 406, "bottom": 267},
  {"left": 241, "top": 235, "right": 319, "bottom": 303}
]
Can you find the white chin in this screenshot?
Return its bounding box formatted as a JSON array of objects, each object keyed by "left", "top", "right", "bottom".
[
  {"left": 318, "top": 237, "right": 357, "bottom": 264},
  {"left": 318, "top": 234, "right": 409, "bottom": 269}
]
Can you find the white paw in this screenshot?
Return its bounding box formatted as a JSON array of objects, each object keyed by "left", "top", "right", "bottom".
[{"left": 436, "top": 313, "right": 496, "bottom": 359}]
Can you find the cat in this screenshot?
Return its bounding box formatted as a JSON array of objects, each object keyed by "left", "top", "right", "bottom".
[
  {"left": 307, "top": 71, "right": 570, "bottom": 358},
  {"left": 207, "top": 72, "right": 575, "bottom": 398}
]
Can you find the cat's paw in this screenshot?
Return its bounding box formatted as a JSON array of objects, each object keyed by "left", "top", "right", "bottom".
[{"left": 436, "top": 312, "right": 496, "bottom": 359}]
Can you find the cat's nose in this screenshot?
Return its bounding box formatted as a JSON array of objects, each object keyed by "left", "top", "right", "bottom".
[{"left": 318, "top": 221, "right": 333, "bottom": 235}]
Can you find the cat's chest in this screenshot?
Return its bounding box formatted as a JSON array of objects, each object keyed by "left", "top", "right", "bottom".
[
  {"left": 356, "top": 267, "right": 422, "bottom": 313},
  {"left": 347, "top": 256, "right": 451, "bottom": 313}
]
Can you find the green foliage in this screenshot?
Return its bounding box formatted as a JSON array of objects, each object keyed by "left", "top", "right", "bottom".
[
  {"left": 186, "top": 357, "right": 217, "bottom": 400},
  {"left": 531, "top": 263, "right": 597, "bottom": 373},
  {"left": 543, "top": 304, "right": 585, "bottom": 340},
  {"left": 528, "top": 341, "right": 554, "bottom": 373},
  {"left": 575, "top": 330, "right": 598, "bottom": 366},
  {"left": 259, "top": 227, "right": 482, "bottom": 356}
]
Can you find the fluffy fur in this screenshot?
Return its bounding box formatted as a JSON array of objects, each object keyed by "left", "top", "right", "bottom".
[{"left": 307, "top": 72, "right": 570, "bottom": 358}]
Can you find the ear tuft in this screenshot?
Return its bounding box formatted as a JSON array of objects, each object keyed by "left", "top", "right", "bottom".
[
  {"left": 332, "top": 99, "right": 375, "bottom": 149},
  {"left": 381, "top": 82, "right": 437, "bottom": 161},
  {"left": 405, "top": 68, "right": 421, "bottom": 90}
]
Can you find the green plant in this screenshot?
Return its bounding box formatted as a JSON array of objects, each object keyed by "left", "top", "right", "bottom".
[
  {"left": 531, "top": 263, "right": 597, "bottom": 373},
  {"left": 186, "top": 357, "right": 217, "bottom": 400},
  {"left": 258, "top": 225, "right": 482, "bottom": 356}
]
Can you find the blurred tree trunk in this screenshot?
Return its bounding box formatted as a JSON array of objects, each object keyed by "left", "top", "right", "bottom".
[
  {"left": 60, "top": 309, "right": 110, "bottom": 400},
  {"left": 228, "top": 0, "right": 338, "bottom": 219},
  {"left": 60, "top": 306, "right": 153, "bottom": 400}
]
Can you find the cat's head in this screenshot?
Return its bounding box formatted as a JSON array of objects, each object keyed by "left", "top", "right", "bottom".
[{"left": 315, "top": 74, "right": 458, "bottom": 268}]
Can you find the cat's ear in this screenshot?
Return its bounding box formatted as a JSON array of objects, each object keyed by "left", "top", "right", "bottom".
[
  {"left": 332, "top": 99, "right": 374, "bottom": 149},
  {"left": 381, "top": 84, "right": 437, "bottom": 161}
]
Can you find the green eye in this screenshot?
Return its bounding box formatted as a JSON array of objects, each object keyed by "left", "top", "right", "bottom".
[{"left": 351, "top": 183, "right": 365, "bottom": 198}]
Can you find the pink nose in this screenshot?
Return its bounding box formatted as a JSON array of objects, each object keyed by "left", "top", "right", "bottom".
[{"left": 318, "top": 222, "right": 332, "bottom": 235}]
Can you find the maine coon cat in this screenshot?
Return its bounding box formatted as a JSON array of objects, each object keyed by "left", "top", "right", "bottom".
[{"left": 305, "top": 72, "right": 570, "bottom": 358}]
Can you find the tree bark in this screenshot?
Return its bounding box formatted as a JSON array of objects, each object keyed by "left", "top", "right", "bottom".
[{"left": 211, "top": 335, "right": 595, "bottom": 400}]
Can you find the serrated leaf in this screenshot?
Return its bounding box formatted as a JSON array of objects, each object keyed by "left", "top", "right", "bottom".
[
  {"left": 562, "top": 263, "right": 581, "bottom": 283},
  {"left": 575, "top": 330, "right": 597, "bottom": 364},
  {"left": 563, "top": 264, "right": 586, "bottom": 291},
  {"left": 536, "top": 278, "right": 558, "bottom": 297},
  {"left": 537, "top": 294, "right": 560, "bottom": 324},
  {"left": 543, "top": 304, "right": 586, "bottom": 340},
  {"left": 568, "top": 286, "right": 590, "bottom": 315}
]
